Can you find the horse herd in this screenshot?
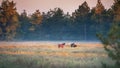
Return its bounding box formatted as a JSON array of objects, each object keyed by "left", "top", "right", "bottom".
[{"left": 58, "top": 43, "right": 77, "bottom": 48}]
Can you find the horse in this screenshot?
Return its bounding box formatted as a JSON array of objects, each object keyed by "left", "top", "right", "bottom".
[
  {"left": 71, "top": 43, "right": 77, "bottom": 47},
  {"left": 58, "top": 43, "right": 65, "bottom": 48}
]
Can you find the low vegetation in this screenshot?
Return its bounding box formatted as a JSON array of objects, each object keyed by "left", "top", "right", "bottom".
[{"left": 0, "top": 42, "right": 115, "bottom": 68}]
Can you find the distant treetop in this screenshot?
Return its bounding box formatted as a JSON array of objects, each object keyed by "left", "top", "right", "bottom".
[{"left": 95, "top": 0, "right": 105, "bottom": 14}]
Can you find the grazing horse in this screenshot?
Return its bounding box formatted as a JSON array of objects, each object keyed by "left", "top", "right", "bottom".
[
  {"left": 58, "top": 43, "right": 65, "bottom": 48},
  {"left": 71, "top": 43, "right": 77, "bottom": 47}
]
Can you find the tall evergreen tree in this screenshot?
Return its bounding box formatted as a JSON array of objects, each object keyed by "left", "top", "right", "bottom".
[
  {"left": 91, "top": 0, "right": 105, "bottom": 27},
  {"left": 72, "top": 1, "right": 90, "bottom": 40},
  {"left": 0, "top": 0, "right": 19, "bottom": 40},
  {"left": 30, "top": 10, "right": 42, "bottom": 31},
  {"left": 97, "top": 0, "right": 120, "bottom": 67},
  {"left": 17, "top": 10, "right": 31, "bottom": 40}
]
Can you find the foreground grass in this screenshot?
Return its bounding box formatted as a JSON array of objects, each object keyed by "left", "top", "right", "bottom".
[{"left": 0, "top": 42, "right": 115, "bottom": 68}]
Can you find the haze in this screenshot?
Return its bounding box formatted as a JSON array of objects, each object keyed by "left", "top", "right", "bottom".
[{"left": 0, "top": 0, "right": 114, "bottom": 14}]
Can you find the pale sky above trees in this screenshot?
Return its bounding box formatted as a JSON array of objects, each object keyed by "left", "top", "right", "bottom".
[{"left": 0, "top": 0, "right": 114, "bottom": 14}]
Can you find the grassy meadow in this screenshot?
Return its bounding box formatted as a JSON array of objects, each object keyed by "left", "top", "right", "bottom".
[{"left": 0, "top": 42, "right": 115, "bottom": 68}]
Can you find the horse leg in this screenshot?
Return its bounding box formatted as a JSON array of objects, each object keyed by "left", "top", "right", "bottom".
[
  {"left": 74, "top": 45, "right": 77, "bottom": 47},
  {"left": 61, "top": 45, "right": 63, "bottom": 48},
  {"left": 58, "top": 45, "right": 60, "bottom": 48}
]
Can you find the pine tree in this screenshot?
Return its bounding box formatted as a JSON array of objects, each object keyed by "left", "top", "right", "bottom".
[
  {"left": 0, "top": 0, "right": 19, "bottom": 40},
  {"left": 72, "top": 1, "right": 90, "bottom": 19},
  {"left": 91, "top": 0, "right": 105, "bottom": 23},
  {"left": 91, "top": 0, "right": 110, "bottom": 37},
  {"left": 97, "top": 0, "right": 120, "bottom": 67},
  {"left": 30, "top": 10, "right": 42, "bottom": 31},
  {"left": 18, "top": 10, "right": 31, "bottom": 39},
  {"left": 72, "top": 1, "right": 90, "bottom": 40}
]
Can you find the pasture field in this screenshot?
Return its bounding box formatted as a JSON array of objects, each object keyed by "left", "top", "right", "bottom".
[{"left": 0, "top": 42, "right": 115, "bottom": 68}]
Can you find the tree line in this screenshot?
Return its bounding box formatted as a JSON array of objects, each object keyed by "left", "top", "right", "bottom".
[{"left": 0, "top": 0, "right": 114, "bottom": 41}]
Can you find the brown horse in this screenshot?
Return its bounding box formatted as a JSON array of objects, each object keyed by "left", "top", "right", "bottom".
[
  {"left": 71, "top": 43, "right": 77, "bottom": 47},
  {"left": 58, "top": 43, "right": 65, "bottom": 48}
]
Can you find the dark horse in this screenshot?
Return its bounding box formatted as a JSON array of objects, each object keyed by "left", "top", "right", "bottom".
[
  {"left": 71, "top": 43, "right": 77, "bottom": 47},
  {"left": 58, "top": 43, "right": 65, "bottom": 48}
]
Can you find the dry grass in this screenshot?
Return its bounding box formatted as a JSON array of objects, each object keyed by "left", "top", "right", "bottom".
[
  {"left": 0, "top": 51, "right": 107, "bottom": 57},
  {"left": 0, "top": 42, "right": 115, "bottom": 68},
  {"left": 0, "top": 42, "right": 106, "bottom": 57}
]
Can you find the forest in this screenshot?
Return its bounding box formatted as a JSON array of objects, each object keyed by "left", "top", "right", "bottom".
[{"left": 0, "top": 0, "right": 115, "bottom": 41}]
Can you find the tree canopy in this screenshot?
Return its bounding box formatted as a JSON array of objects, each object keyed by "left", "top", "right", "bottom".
[{"left": 0, "top": 0, "right": 113, "bottom": 41}]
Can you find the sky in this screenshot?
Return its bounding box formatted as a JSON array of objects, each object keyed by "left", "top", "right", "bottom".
[{"left": 0, "top": 0, "right": 114, "bottom": 14}]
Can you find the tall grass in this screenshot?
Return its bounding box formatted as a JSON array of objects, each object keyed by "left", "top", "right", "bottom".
[{"left": 0, "top": 42, "right": 115, "bottom": 68}]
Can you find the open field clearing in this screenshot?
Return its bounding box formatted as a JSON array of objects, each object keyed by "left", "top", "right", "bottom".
[{"left": 0, "top": 42, "right": 115, "bottom": 68}]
